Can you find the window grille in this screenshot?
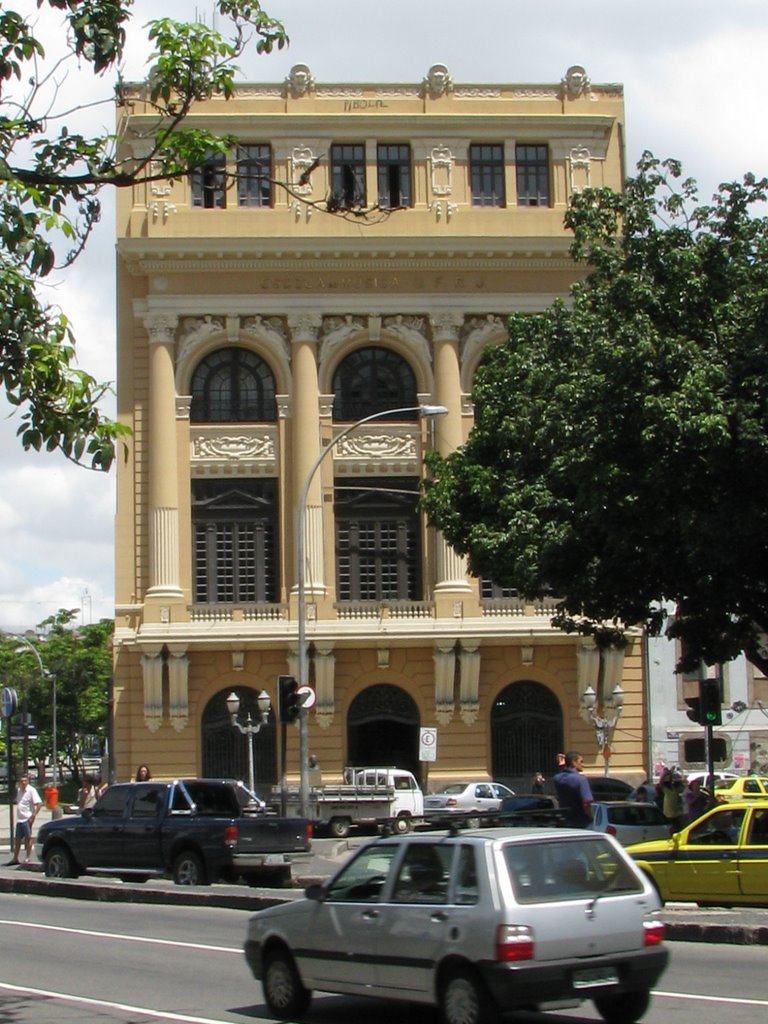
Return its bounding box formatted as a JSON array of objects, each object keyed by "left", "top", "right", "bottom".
[
  {"left": 470, "top": 143, "right": 505, "bottom": 207},
  {"left": 516, "top": 144, "right": 550, "bottom": 206}
]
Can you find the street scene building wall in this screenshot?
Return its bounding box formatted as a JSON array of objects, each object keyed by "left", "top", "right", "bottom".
[{"left": 113, "top": 63, "right": 643, "bottom": 793}]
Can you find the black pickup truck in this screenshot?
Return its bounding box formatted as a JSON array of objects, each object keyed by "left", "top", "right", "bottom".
[{"left": 35, "top": 779, "right": 312, "bottom": 886}]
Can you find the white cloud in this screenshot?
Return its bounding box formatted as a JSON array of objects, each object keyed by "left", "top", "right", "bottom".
[{"left": 1, "top": 0, "right": 766, "bottom": 629}]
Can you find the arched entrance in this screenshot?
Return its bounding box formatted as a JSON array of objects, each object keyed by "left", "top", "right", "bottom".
[
  {"left": 491, "top": 681, "right": 563, "bottom": 792},
  {"left": 347, "top": 684, "right": 420, "bottom": 778},
  {"left": 201, "top": 688, "right": 277, "bottom": 800}
]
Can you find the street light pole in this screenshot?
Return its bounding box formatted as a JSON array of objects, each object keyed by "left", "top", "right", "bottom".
[
  {"left": 296, "top": 403, "right": 448, "bottom": 816},
  {"left": 226, "top": 690, "right": 271, "bottom": 793},
  {"left": 7, "top": 633, "right": 56, "bottom": 787}
]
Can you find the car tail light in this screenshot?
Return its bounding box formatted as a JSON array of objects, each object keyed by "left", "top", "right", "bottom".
[
  {"left": 446, "top": 798, "right": 457, "bottom": 807},
  {"left": 606, "top": 824, "right": 617, "bottom": 836},
  {"left": 496, "top": 925, "right": 534, "bottom": 962},
  {"left": 643, "top": 915, "right": 665, "bottom": 946},
  {"left": 224, "top": 825, "right": 238, "bottom": 847},
  {"left": 305, "top": 822, "right": 314, "bottom": 842}
]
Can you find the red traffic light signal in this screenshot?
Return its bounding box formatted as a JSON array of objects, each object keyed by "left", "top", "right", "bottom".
[
  {"left": 278, "top": 675, "right": 300, "bottom": 723},
  {"left": 684, "top": 696, "right": 702, "bottom": 724}
]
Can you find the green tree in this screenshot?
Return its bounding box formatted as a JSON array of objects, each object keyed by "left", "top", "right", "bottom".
[
  {"left": 422, "top": 153, "right": 768, "bottom": 676},
  {"left": 1, "top": 611, "right": 113, "bottom": 786},
  {"left": 1, "top": 1, "right": 286, "bottom": 470}
]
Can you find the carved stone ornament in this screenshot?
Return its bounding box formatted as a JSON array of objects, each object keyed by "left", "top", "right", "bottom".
[
  {"left": 562, "top": 64, "right": 590, "bottom": 99},
  {"left": 286, "top": 63, "right": 315, "bottom": 98},
  {"left": 569, "top": 146, "right": 592, "bottom": 193},
  {"left": 192, "top": 433, "right": 275, "bottom": 462},
  {"left": 334, "top": 432, "right": 418, "bottom": 462},
  {"left": 291, "top": 146, "right": 317, "bottom": 195},
  {"left": 430, "top": 146, "right": 454, "bottom": 196},
  {"left": 424, "top": 63, "right": 453, "bottom": 98}
]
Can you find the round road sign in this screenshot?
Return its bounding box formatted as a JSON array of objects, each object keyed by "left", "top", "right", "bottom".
[
  {"left": 1, "top": 686, "right": 18, "bottom": 719},
  {"left": 296, "top": 685, "right": 316, "bottom": 709}
]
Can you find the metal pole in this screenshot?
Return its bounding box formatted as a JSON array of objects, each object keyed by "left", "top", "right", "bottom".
[
  {"left": 296, "top": 404, "right": 447, "bottom": 817},
  {"left": 51, "top": 673, "right": 58, "bottom": 788},
  {"left": 6, "top": 718, "right": 13, "bottom": 848},
  {"left": 246, "top": 716, "right": 256, "bottom": 793}
]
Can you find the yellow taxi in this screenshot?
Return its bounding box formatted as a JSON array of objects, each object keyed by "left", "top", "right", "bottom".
[
  {"left": 627, "top": 800, "right": 768, "bottom": 906},
  {"left": 713, "top": 775, "right": 768, "bottom": 801}
]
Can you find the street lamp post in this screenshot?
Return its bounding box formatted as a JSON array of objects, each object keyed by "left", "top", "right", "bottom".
[
  {"left": 580, "top": 683, "right": 625, "bottom": 776},
  {"left": 226, "top": 690, "right": 271, "bottom": 793},
  {"left": 296, "top": 403, "right": 448, "bottom": 816},
  {"left": 6, "top": 632, "right": 57, "bottom": 788}
]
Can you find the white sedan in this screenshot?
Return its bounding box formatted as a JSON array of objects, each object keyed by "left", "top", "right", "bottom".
[{"left": 424, "top": 781, "right": 515, "bottom": 826}]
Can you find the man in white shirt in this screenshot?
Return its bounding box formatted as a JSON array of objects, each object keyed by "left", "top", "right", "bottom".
[{"left": 9, "top": 775, "right": 43, "bottom": 865}]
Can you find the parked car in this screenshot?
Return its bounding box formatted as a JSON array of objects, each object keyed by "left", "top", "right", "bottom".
[
  {"left": 686, "top": 771, "right": 741, "bottom": 789},
  {"left": 589, "top": 802, "right": 670, "bottom": 847},
  {"left": 586, "top": 776, "right": 634, "bottom": 802},
  {"left": 35, "top": 778, "right": 312, "bottom": 886},
  {"left": 424, "top": 781, "right": 515, "bottom": 827},
  {"left": 244, "top": 827, "right": 668, "bottom": 1024},
  {"left": 713, "top": 776, "right": 768, "bottom": 801},
  {"left": 628, "top": 800, "right": 768, "bottom": 906},
  {"left": 497, "top": 794, "right": 563, "bottom": 827}
]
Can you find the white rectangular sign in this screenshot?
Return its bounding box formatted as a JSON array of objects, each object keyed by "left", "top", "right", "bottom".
[{"left": 419, "top": 726, "right": 437, "bottom": 762}]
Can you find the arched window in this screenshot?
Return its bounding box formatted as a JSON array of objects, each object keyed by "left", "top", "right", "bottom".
[
  {"left": 190, "top": 347, "right": 276, "bottom": 423},
  {"left": 332, "top": 346, "right": 417, "bottom": 422}
]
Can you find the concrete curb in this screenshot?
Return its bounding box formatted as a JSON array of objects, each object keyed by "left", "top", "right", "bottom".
[{"left": 1, "top": 867, "right": 766, "bottom": 945}]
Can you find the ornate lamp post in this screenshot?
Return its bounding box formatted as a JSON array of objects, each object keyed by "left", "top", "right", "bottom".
[
  {"left": 580, "top": 683, "right": 624, "bottom": 776},
  {"left": 226, "top": 690, "right": 271, "bottom": 793},
  {"left": 295, "top": 403, "right": 448, "bottom": 816}
]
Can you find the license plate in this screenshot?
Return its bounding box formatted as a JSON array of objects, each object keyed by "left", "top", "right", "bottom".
[{"left": 572, "top": 967, "right": 619, "bottom": 990}]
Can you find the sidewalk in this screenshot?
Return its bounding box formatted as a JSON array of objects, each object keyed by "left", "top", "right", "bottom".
[{"left": 1, "top": 796, "right": 765, "bottom": 945}]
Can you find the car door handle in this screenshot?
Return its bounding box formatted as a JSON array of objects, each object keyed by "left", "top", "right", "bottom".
[
  {"left": 431, "top": 911, "right": 449, "bottom": 922},
  {"left": 362, "top": 909, "right": 379, "bottom": 920}
]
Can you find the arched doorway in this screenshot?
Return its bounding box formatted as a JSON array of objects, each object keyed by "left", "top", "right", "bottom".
[
  {"left": 491, "top": 681, "right": 563, "bottom": 792},
  {"left": 347, "top": 684, "right": 420, "bottom": 778},
  {"left": 201, "top": 688, "right": 277, "bottom": 800}
]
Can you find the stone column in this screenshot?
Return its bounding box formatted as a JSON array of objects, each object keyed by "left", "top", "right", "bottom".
[
  {"left": 430, "top": 312, "right": 472, "bottom": 601},
  {"left": 288, "top": 314, "right": 324, "bottom": 596},
  {"left": 167, "top": 644, "right": 189, "bottom": 732},
  {"left": 144, "top": 314, "right": 183, "bottom": 600},
  {"left": 141, "top": 644, "right": 164, "bottom": 732}
]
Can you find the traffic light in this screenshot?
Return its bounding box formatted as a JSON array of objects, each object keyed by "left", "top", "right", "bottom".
[
  {"left": 278, "top": 675, "right": 300, "bottom": 723},
  {"left": 700, "top": 677, "right": 722, "bottom": 726},
  {"left": 684, "top": 697, "right": 702, "bottom": 724}
]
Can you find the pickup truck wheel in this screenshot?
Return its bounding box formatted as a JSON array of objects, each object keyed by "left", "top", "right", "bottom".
[
  {"left": 172, "top": 850, "right": 208, "bottom": 886},
  {"left": 43, "top": 845, "right": 77, "bottom": 879},
  {"left": 439, "top": 967, "right": 494, "bottom": 1024},
  {"left": 593, "top": 989, "right": 650, "bottom": 1024},
  {"left": 329, "top": 817, "right": 351, "bottom": 838},
  {"left": 263, "top": 948, "right": 311, "bottom": 1019},
  {"left": 393, "top": 815, "right": 412, "bottom": 834}
]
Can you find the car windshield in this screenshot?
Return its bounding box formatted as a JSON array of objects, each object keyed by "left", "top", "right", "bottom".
[
  {"left": 439, "top": 784, "right": 467, "bottom": 795},
  {"left": 503, "top": 837, "right": 643, "bottom": 904}
]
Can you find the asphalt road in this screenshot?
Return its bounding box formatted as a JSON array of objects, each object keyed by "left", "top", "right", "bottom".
[{"left": 0, "top": 895, "right": 766, "bottom": 1024}]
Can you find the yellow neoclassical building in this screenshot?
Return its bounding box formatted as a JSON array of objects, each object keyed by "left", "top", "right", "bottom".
[{"left": 113, "top": 62, "right": 644, "bottom": 794}]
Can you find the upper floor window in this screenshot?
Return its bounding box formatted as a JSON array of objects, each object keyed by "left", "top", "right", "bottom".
[
  {"left": 377, "top": 144, "right": 412, "bottom": 208},
  {"left": 192, "top": 480, "right": 278, "bottom": 604},
  {"left": 190, "top": 347, "right": 276, "bottom": 423},
  {"left": 335, "top": 479, "right": 422, "bottom": 602},
  {"left": 332, "top": 346, "right": 418, "bottom": 422},
  {"left": 331, "top": 143, "right": 366, "bottom": 208},
  {"left": 191, "top": 153, "right": 227, "bottom": 209},
  {"left": 237, "top": 145, "right": 273, "bottom": 207},
  {"left": 469, "top": 143, "right": 505, "bottom": 207},
  {"left": 516, "top": 144, "right": 550, "bottom": 206}
]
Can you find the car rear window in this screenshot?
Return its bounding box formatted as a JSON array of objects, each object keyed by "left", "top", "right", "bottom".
[
  {"left": 608, "top": 804, "right": 666, "bottom": 826},
  {"left": 503, "top": 837, "right": 644, "bottom": 903}
]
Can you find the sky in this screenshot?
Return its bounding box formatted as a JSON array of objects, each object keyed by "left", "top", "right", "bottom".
[{"left": 1, "top": 0, "right": 767, "bottom": 632}]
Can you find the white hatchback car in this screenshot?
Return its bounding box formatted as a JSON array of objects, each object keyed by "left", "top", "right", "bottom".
[
  {"left": 244, "top": 827, "right": 668, "bottom": 1024},
  {"left": 589, "top": 802, "right": 670, "bottom": 846}
]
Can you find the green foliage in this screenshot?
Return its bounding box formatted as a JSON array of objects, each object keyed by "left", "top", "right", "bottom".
[
  {"left": 422, "top": 153, "right": 768, "bottom": 675},
  {"left": 0, "top": 1, "right": 286, "bottom": 470},
  {"left": 0, "top": 611, "right": 113, "bottom": 782}
]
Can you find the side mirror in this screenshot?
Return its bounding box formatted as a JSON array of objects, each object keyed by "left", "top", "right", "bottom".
[
  {"left": 81, "top": 807, "right": 94, "bottom": 820},
  {"left": 304, "top": 883, "right": 326, "bottom": 901}
]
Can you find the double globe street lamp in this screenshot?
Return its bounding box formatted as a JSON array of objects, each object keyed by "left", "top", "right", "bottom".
[{"left": 226, "top": 689, "right": 272, "bottom": 794}]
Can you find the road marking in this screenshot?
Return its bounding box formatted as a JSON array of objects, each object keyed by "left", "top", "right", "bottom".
[
  {"left": 655, "top": 989, "right": 768, "bottom": 1007},
  {"left": 0, "top": 918, "right": 240, "bottom": 953},
  {"left": 0, "top": 982, "right": 238, "bottom": 1023}
]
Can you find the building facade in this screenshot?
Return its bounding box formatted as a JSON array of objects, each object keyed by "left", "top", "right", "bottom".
[{"left": 113, "top": 62, "right": 643, "bottom": 794}]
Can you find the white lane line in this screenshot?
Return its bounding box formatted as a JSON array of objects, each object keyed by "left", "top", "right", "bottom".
[
  {"left": 0, "top": 982, "right": 241, "bottom": 1024},
  {"left": 0, "top": 918, "right": 240, "bottom": 953},
  {"left": 655, "top": 989, "right": 768, "bottom": 1007}
]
